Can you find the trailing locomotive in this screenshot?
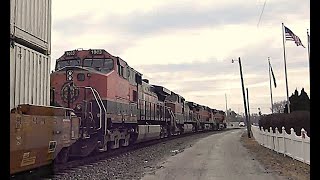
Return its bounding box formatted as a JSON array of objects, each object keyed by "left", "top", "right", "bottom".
[{"left": 50, "top": 49, "right": 227, "bottom": 161}]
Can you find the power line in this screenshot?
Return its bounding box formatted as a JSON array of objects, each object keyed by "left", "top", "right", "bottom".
[{"left": 257, "top": 0, "right": 267, "bottom": 27}]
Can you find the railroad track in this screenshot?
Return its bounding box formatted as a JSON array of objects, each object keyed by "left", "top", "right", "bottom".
[{"left": 12, "top": 128, "right": 238, "bottom": 179}]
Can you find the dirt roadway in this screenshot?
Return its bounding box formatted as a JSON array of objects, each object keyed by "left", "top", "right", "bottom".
[{"left": 240, "top": 131, "right": 310, "bottom": 180}]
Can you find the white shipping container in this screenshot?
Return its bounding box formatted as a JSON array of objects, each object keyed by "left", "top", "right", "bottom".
[
  {"left": 10, "top": 42, "right": 50, "bottom": 110},
  {"left": 10, "top": 0, "right": 51, "bottom": 54}
]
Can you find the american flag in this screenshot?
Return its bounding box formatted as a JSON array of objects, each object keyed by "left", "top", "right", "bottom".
[{"left": 284, "top": 26, "right": 305, "bottom": 48}]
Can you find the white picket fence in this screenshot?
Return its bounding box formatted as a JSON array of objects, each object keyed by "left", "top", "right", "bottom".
[{"left": 251, "top": 125, "right": 310, "bottom": 165}]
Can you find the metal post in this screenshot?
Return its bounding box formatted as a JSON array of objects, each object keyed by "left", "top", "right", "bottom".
[
  {"left": 268, "top": 57, "right": 274, "bottom": 113},
  {"left": 233, "top": 57, "right": 251, "bottom": 138}
]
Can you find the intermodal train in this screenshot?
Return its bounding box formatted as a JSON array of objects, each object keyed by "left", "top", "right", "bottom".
[{"left": 10, "top": 48, "right": 226, "bottom": 175}]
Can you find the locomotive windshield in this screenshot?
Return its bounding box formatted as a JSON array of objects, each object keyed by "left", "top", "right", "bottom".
[
  {"left": 83, "top": 58, "right": 114, "bottom": 72},
  {"left": 55, "top": 59, "right": 81, "bottom": 70},
  {"left": 55, "top": 58, "right": 114, "bottom": 72}
]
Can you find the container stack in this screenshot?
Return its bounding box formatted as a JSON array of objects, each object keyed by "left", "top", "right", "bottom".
[{"left": 10, "top": 0, "right": 52, "bottom": 110}]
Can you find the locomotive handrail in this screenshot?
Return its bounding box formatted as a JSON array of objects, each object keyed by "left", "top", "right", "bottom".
[
  {"left": 138, "top": 99, "right": 174, "bottom": 121},
  {"left": 78, "top": 86, "right": 107, "bottom": 134},
  {"left": 92, "top": 88, "right": 107, "bottom": 136},
  {"left": 169, "top": 109, "right": 175, "bottom": 123},
  {"left": 89, "top": 87, "right": 106, "bottom": 134},
  {"left": 83, "top": 87, "right": 102, "bottom": 131}
]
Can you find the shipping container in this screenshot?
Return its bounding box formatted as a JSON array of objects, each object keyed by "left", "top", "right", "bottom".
[
  {"left": 10, "top": 0, "right": 51, "bottom": 54},
  {"left": 10, "top": 42, "right": 50, "bottom": 110}
]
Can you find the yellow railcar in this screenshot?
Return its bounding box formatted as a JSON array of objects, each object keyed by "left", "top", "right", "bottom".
[{"left": 10, "top": 104, "right": 80, "bottom": 175}]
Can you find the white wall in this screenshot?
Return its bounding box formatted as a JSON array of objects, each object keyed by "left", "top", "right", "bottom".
[{"left": 251, "top": 125, "right": 310, "bottom": 165}]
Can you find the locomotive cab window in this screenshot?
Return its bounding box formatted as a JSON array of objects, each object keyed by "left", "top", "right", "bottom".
[
  {"left": 55, "top": 59, "right": 81, "bottom": 70},
  {"left": 103, "top": 59, "right": 114, "bottom": 72},
  {"left": 118, "top": 65, "right": 124, "bottom": 77},
  {"left": 70, "top": 59, "right": 81, "bottom": 66},
  {"left": 55, "top": 61, "right": 67, "bottom": 70},
  {"left": 92, "top": 60, "right": 104, "bottom": 70},
  {"left": 83, "top": 58, "right": 114, "bottom": 72}
]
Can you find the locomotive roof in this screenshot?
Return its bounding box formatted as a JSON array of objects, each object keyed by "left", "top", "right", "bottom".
[
  {"left": 57, "top": 49, "right": 142, "bottom": 76},
  {"left": 58, "top": 49, "right": 112, "bottom": 61},
  {"left": 152, "top": 85, "right": 172, "bottom": 96}
]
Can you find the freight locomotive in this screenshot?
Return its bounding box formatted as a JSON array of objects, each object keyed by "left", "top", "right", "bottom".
[
  {"left": 10, "top": 48, "right": 226, "bottom": 176},
  {"left": 49, "top": 49, "right": 227, "bottom": 160}
]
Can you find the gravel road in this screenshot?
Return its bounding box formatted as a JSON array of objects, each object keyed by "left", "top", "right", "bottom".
[{"left": 141, "top": 128, "right": 286, "bottom": 180}]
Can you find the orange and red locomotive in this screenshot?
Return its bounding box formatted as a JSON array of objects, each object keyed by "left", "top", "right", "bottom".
[{"left": 49, "top": 48, "right": 227, "bottom": 160}]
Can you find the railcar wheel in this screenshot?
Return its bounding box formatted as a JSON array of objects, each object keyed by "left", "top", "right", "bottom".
[{"left": 54, "top": 147, "right": 70, "bottom": 164}]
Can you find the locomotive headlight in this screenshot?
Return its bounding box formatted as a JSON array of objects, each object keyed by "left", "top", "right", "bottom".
[
  {"left": 67, "top": 70, "right": 73, "bottom": 75},
  {"left": 66, "top": 70, "right": 74, "bottom": 81}
]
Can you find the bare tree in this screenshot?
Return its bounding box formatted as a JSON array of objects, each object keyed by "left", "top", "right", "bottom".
[
  {"left": 271, "top": 100, "right": 287, "bottom": 113},
  {"left": 226, "top": 109, "right": 237, "bottom": 122}
]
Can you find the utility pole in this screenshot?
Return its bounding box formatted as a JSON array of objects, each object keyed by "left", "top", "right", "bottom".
[
  {"left": 232, "top": 57, "right": 251, "bottom": 138},
  {"left": 246, "top": 88, "right": 251, "bottom": 127}
]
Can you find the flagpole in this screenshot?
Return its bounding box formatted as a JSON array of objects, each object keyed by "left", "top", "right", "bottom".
[
  {"left": 282, "top": 23, "right": 290, "bottom": 113},
  {"left": 268, "top": 57, "right": 274, "bottom": 113}
]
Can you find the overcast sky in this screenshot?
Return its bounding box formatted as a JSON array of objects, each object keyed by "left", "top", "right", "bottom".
[{"left": 51, "top": 0, "right": 310, "bottom": 115}]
